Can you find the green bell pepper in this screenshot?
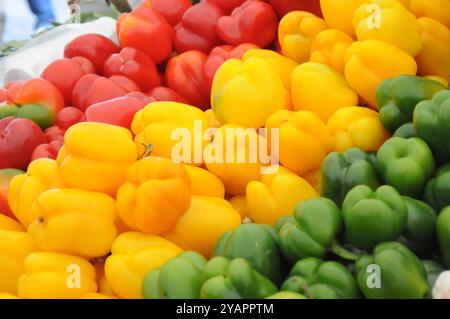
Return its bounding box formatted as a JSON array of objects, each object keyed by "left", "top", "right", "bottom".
[
  {"left": 142, "top": 251, "right": 207, "bottom": 299},
  {"left": 424, "top": 164, "right": 450, "bottom": 212},
  {"left": 266, "top": 291, "right": 306, "bottom": 299},
  {"left": 355, "top": 242, "right": 428, "bottom": 299},
  {"left": 214, "top": 223, "right": 286, "bottom": 285},
  {"left": 393, "top": 122, "right": 417, "bottom": 138},
  {"left": 281, "top": 257, "right": 359, "bottom": 299},
  {"left": 342, "top": 185, "right": 407, "bottom": 250},
  {"left": 377, "top": 75, "right": 445, "bottom": 133},
  {"left": 0, "top": 105, "right": 19, "bottom": 119},
  {"left": 276, "top": 198, "right": 342, "bottom": 263},
  {"left": 437, "top": 207, "right": 450, "bottom": 268},
  {"left": 422, "top": 260, "right": 444, "bottom": 291},
  {"left": 200, "top": 257, "right": 278, "bottom": 299},
  {"left": 0, "top": 104, "right": 54, "bottom": 130},
  {"left": 376, "top": 137, "right": 435, "bottom": 197},
  {"left": 414, "top": 90, "right": 450, "bottom": 163},
  {"left": 319, "top": 148, "right": 379, "bottom": 207},
  {"left": 399, "top": 196, "right": 437, "bottom": 257}
]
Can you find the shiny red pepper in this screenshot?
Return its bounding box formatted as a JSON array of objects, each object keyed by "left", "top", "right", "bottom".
[
  {"left": 139, "top": 0, "right": 192, "bottom": 26},
  {"left": 166, "top": 50, "right": 210, "bottom": 109},
  {"left": 217, "top": 0, "right": 278, "bottom": 47},
  {"left": 64, "top": 34, "right": 120, "bottom": 74},
  {"left": 147, "top": 86, "right": 189, "bottom": 104},
  {"left": 269, "top": 0, "right": 323, "bottom": 18},
  {"left": 103, "top": 47, "right": 161, "bottom": 93},
  {"left": 173, "top": 0, "right": 225, "bottom": 54},
  {"left": 31, "top": 140, "right": 63, "bottom": 161},
  {"left": 0, "top": 117, "right": 46, "bottom": 170},
  {"left": 210, "top": 0, "right": 247, "bottom": 14},
  {"left": 117, "top": 6, "right": 174, "bottom": 64},
  {"left": 44, "top": 126, "right": 65, "bottom": 144},
  {"left": 54, "top": 106, "right": 86, "bottom": 131},
  {"left": 41, "top": 57, "right": 95, "bottom": 106}
]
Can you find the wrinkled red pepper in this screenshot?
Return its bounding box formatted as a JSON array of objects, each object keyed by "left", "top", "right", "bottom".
[
  {"left": 217, "top": 0, "right": 278, "bottom": 48},
  {"left": 139, "top": 0, "right": 192, "bottom": 26},
  {"left": 166, "top": 50, "right": 210, "bottom": 109},
  {"left": 269, "top": 0, "right": 323, "bottom": 18},
  {"left": 103, "top": 47, "right": 161, "bottom": 93},
  {"left": 117, "top": 6, "right": 174, "bottom": 64},
  {"left": 173, "top": 0, "right": 225, "bottom": 54},
  {"left": 64, "top": 34, "right": 120, "bottom": 74}
]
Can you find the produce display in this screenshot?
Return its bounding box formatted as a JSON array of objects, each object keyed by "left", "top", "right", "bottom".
[{"left": 0, "top": 0, "right": 450, "bottom": 300}]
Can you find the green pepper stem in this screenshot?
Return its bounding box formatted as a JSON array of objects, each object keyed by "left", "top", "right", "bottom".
[{"left": 330, "top": 242, "right": 359, "bottom": 261}]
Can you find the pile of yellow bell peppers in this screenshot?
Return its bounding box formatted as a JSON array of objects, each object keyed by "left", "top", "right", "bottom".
[{"left": 1, "top": 0, "right": 449, "bottom": 299}]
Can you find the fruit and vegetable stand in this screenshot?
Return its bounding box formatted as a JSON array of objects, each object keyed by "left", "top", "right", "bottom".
[{"left": 0, "top": 0, "right": 449, "bottom": 300}]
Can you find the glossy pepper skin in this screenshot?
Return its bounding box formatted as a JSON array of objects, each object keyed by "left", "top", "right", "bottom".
[
  {"left": 142, "top": 251, "right": 207, "bottom": 299},
  {"left": 116, "top": 156, "right": 191, "bottom": 235},
  {"left": 214, "top": 223, "right": 286, "bottom": 285},
  {"left": 164, "top": 196, "right": 241, "bottom": 258},
  {"left": 342, "top": 185, "right": 407, "bottom": 250},
  {"left": 320, "top": 0, "right": 369, "bottom": 37},
  {"left": 399, "top": 197, "right": 437, "bottom": 257},
  {"left": 105, "top": 232, "right": 182, "bottom": 299},
  {"left": 355, "top": 242, "right": 428, "bottom": 299},
  {"left": 408, "top": 0, "right": 450, "bottom": 28},
  {"left": 211, "top": 57, "right": 287, "bottom": 128},
  {"left": 276, "top": 198, "right": 343, "bottom": 263},
  {"left": 344, "top": 40, "right": 418, "bottom": 108},
  {"left": 28, "top": 188, "right": 117, "bottom": 258},
  {"left": 414, "top": 90, "right": 450, "bottom": 163},
  {"left": 184, "top": 165, "right": 225, "bottom": 198},
  {"left": 18, "top": 252, "right": 97, "bottom": 299},
  {"left": 291, "top": 62, "right": 358, "bottom": 121},
  {"left": 0, "top": 117, "right": 46, "bottom": 170},
  {"left": 117, "top": 6, "right": 173, "bottom": 64},
  {"left": 103, "top": 47, "right": 161, "bottom": 93},
  {"left": 377, "top": 75, "right": 446, "bottom": 133},
  {"left": 200, "top": 257, "right": 278, "bottom": 299},
  {"left": 319, "top": 148, "right": 379, "bottom": 207},
  {"left": 278, "top": 11, "right": 327, "bottom": 64},
  {"left": 1, "top": 103, "right": 55, "bottom": 131},
  {"left": 7, "top": 159, "right": 63, "bottom": 228},
  {"left": 424, "top": 165, "right": 450, "bottom": 212},
  {"left": 376, "top": 137, "right": 435, "bottom": 197},
  {"left": 64, "top": 34, "right": 120, "bottom": 74},
  {"left": 270, "top": 0, "right": 322, "bottom": 18},
  {"left": 57, "top": 122, "right": 137, "bottom": 196},
  {"left": 437, "top": 207, "right": 450, "bottom": 268},
  {"left": 246, "top": 166, "right": 318, "bottom": 225},
  {"left": 281, "top": 257, "right": 359, "bottom": 299},
  {"left": 139, "top": 0, "right": 191, "bottom": 26},
  {"left": 217, "top": 0, "right": 278, "bottom": 48},
  {"left": 173, "top": 1, "right": 224, "bottom": 54},
  {"left": 327, "top": 106, "right": 390, "bottom": 152},
  {"left": 0, "top": 169, "right": 24, "bottom": 218}
]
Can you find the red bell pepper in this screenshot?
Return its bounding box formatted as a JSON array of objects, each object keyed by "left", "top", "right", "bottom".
[
  {"left": 166, "top": 50, "right": 210, "bottom": 109},
  {"left": 209, "top": 0, "right": 247, "bottom": 14},
  {"left": 44, "top": 126, "right": 65, "bottom": 144},
  {"left": 117, "top": 6, "right": 173, "bottom": 64},
  {"left": 147, "top": 86, "right": 189, "bottom": 104},
  {"left": 0, "top": 168, "right": 24, "bottom": 218},
  {"left": 103, "top": 47, "right": 161, "bottom": 93},
  {"left": 64, "top": 34, "right": 120, "bottom": 74},
  {"left": 217, "top": 0, "right": 278, "bottom": 48},
  {"left": 85, "top": 96, "right": 145, "bottom": 129},
  {"left": 41, "top": 57, "right": 95, "bottom": 106},
  {"left": 31, "top": 140, "right": 63, "bottom": 161},
  {"left": 139, "top": 0, "right": 191, "bottom": 26},
  {"left": 204, "top": 43, "right": 258, "bottom": 90},
  {"left": 0, "top": 117, "right": 46, "bottom": 170},
  {"left": 0, "top": 88, "right": 8, "bottom": 103},
  {"left": 269, "top": 0, "right": 323, "bottom": 18},
  {"left": 54, "top": 106, "right": 86, "bottom": 131},
  {"left": 173, "top": 0, "right": 225, "bottom": 54},
  {"left": 72, "top": 74, "right": 139, "bottom": 111}
]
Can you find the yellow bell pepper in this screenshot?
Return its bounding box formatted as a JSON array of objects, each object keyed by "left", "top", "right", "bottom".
[
  {"left": 116, "top": 156, "right": 191, "bottom": 235},
  {"left": 164, "top": 196, "right": 241, "bottom": 257},
  {"left": 278, "top": 11, "right": 327, "bottom": 64},
  {"left": 302, "top": 169, "right": 321, "bottom": 192},
  {"left": 0, "top": 293, "right": 18, "bottom": 299},
  {"left": 291, "top": 62, "right": 359, "bottom": 121},
  {"left": 105, "top": 232, "right": 182, "bottom": 299},
  {"left": 18, "top": 252, "right": 97, "bottom": 299},
  {"left": 211, "top": 57, "right": 287, "bottom": 128},
  {"left": 415, "top": 17, "right": 450, "bottom": 79},
  {"left": 246, "top": 166, "right": 318, "bottom": 225},
  {"left": 409, "top": 0, "right": 450, "bottom": 28},
  {"left": 94, "top": 263, "right": 117, "bottom": 297},
  {"left": 310, "top": 29, "right": 355, "bottom": 74},
  {"left": 320, "top": 0, "right": 370, "bottom": 37},
  {"left": 353, "top": 0, "right": 423, "bottom": 57},
  {"left": 82, "top": 293, "right": 117, "bottom": 299},
  {"left": 204, "top": 124, "right": 264, "bottom": 195},
  {"left": 425, "top": 76, "right": 448, "bottom": 88},
  {"left": 0, "top": 230, "right": 35, "bottom": 294},
  {"left": 327, "top": 106, "right": 390, "bottom": 152},
  {"left": 184, "top": 165, "right": 225, "bottom": 198},
  {"left": 57, "top": 122, "right": 137, "bottom": 196},
  {"left": 344, "top": 39, "right": 417, "bottom": 108},
  {"left": 204, "top": 109, "right": 222, "bottom": 128},
  {"left": 0, "top": 214, "right": 24, "bottom": 232},
  {"left": 265, "top": 110, "right": 332, "bottom": 176},
  {"left": 132, "top": 102, "right": 210, "bottom": 164},
  {"left": 228, "top": 195, "right": 248, "bottom": 220},
  {"left": 7, "top": 158, "right": 63, "bottom": 228},
  {"left": 28, "top": 189, "right": 117, "bottom": 258}
]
